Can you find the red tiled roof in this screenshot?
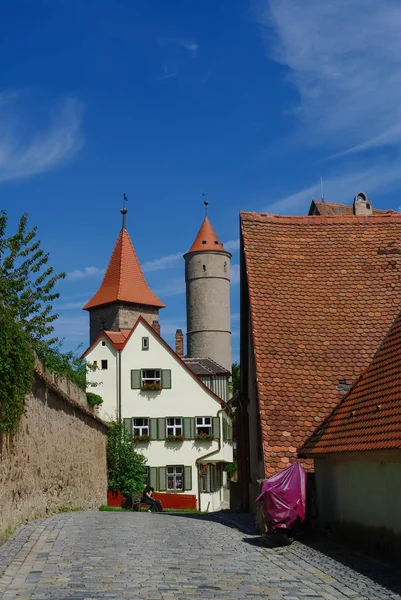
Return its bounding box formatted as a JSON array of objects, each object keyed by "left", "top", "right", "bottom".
[
  {"left": 187, "top": 217, "right": 226, "bottom": 253},
  {"left": 241, "top": 211, "right": 401, "bottom": 475},
  {"left": 301, "top": 310, "right": 401, "bottom": 455},
  {"left": 83, "top": 230, "right": 165, "bottom": 310},
  {"left": 309, "top": 200, "right": 393, "bottom": 216}
]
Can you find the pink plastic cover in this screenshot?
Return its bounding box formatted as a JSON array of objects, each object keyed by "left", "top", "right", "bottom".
[{"left": 256, "top": 462, "right": 307, "bottom": 530}]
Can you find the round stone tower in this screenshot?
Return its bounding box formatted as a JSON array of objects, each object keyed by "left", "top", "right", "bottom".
[{"left": 184, "top": 215, "right": 232, "bottom": 373}]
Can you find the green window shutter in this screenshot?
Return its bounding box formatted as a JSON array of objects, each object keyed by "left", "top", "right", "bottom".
[
  {"left": 158, "top": 418, "right": 166, "bottom": 440},
  {"left": 191, "top": 418, "right": 195, "bottom": 439},
  {"left": 183, "top": 417, "right": 193, "bottom": 440},
  {"left": 131, "top": 369, "right": 141, "bottom": 389},
  {"left": 149, "top": 418, "right": 158, "bottom": 440},
  {"left": 149, "top": 467, "right": 157, "bottom": 490},
  {"left": 123, "top": 417, "right": 132, "bottom": 436},
  {"left": 158, "top": 467, "right": 166, "bottom": 491},
  {"left": 222, "top": 419, "right": 227, "bottom": 442},
  {"left": 212, "top": 417, "right": 220, "bottom": 440},
  {"left": 162, "top": 369, "right": 172, "bottom": 389},
  {"left": 184, "top": 466, "right": 192, "bottom": 491}
]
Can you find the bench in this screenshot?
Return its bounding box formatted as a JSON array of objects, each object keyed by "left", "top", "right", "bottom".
[{"left": 132, "top": 493, "right": 153, "bottom": 512}]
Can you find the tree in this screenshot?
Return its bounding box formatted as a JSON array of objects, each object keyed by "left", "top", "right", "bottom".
[
  {"left": 232, "top": 362, "right": 240, "bottom": 395},
  {"left": 107, "top": 421, "right": 147, "bottom": 497},
  {"left": 0, "top": 211, "right": 65, "bottom": 357}
]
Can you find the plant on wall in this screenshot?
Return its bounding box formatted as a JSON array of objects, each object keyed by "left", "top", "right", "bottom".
[
  {"left": 86, "top": 392, "right": 104, "bottom": 407},
  {"left": 0, "top": 304, "right": 34, "bottom": 433},
  {"left": 107, "top": 421, "right": 148, "bottom": 497},
  {"left": 166, "top": 433, "right": 184, "bottom": 443}
]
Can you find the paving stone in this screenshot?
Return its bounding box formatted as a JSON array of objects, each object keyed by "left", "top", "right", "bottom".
[{"left": 0, "top": 511, "right": 400, "bottom": 599}]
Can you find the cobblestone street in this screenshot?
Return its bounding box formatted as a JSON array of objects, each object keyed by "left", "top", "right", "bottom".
[{"left": 0, "top": 512, "right": 400, "bottom": 600}]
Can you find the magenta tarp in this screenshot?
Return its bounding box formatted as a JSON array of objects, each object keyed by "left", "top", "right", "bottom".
[{"left": 256, "top": 462, "right": 307, "bottom": 531}]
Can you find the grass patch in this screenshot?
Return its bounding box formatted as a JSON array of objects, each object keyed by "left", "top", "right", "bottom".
[{"left": 99, "top": 505, "right": 130, "bottom": 512}]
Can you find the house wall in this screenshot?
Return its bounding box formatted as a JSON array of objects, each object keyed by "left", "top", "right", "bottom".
[
  {"left": 86, "top": 337, "right": 118, "bottom": 421},
  {"left": 87, "top": 320, "right": 233, "bottom": 511},
  {"left": 0, "top": 370, "right": 108, "bottom": 543},
  {"left": 315, "top": 453, "right": 401, "bottom": 556}
]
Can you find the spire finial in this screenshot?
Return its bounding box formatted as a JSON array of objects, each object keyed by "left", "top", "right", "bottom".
[
  {"left": 121, "top": 193, "right": 128, "bottom": 231},
  {"left": 202, "top": 193, "right": 209, "bottom": 217},
  {"left": 320, "top": 177, "right": 325, "bottom": 203}
]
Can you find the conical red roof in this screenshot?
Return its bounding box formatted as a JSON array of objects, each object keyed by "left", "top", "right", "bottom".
[
  {"left": 83, "top": 229, "right": 165, "bottom": 310},
  {"left": 187, "top": 217, "right": 226, "bottom": 253}
]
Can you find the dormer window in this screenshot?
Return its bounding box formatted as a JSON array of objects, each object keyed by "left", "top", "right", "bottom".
[{"left": 142, "top": 337, "right": 149, "bottom": 351}]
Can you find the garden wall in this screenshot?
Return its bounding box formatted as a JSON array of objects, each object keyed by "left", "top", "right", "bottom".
[{"left": 0, "top": 361, "right": 108, "bottom": 543}]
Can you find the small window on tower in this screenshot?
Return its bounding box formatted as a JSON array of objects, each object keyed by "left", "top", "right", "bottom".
[
  {"left": 202, "top": 240, "right": 207, "bottom": 244},
  {"left": 101, "top": 360, "right": 108, "bottom": 370},
  {"left": 142, "top": 337, "right": 149, "bottom": 351},
  {"left": 224, "top": 262, "right": 227, "bottom": 273},
  {"left": 202, "top": 265, "right": 206, "bottom": 272}
]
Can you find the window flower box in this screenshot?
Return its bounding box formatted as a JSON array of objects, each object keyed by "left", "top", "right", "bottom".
[
  {"left": 195, "top": 432, "right": 214, "bottom": 442},
  {"left": 132, "top": 434, "right": 150, "bottom": 444},
  {"left": 141, "top": 382, "right": 161, "bottom": 392},
  {"left": 166, "top": 434, "right": 184, "bottom": 443}
]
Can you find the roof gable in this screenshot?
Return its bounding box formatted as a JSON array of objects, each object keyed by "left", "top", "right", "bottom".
[{"left": 83, "top": 229, "right": 165, "bottom": 310}]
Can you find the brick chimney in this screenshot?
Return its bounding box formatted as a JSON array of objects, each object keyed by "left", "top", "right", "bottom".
[
  {"left": 152, "top": 320, "right": 161, "bottom": 336},
  {"left": 353, "top": 191, "right": 373, "bottom": 216},
  {"left": 175, "top": 329, "right": 184, "bottom": 357}
]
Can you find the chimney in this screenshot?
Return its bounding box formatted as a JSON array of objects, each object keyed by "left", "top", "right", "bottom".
[
  {"left": 353, "top": 191, "right": 373, "bottom": 216},
  {"left": 152, "top": 320, "right": 160, "bottom": 336},
  {"left": 175, "top": 329, "right": 184, "bottom": 358}
]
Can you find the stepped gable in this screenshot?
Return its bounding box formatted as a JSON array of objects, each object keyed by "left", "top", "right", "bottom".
[
  {"left": 83, "top": 229, "right": 165, "bottom": 310},
  {"left": 301, "top": 310, "right": 401, "bottom": 456},
  {"left": 187, "top": 217, "right": 226, "bottom": 253},
  {"left": 241, "top": 211, "right": 401, "bottom": 474}
]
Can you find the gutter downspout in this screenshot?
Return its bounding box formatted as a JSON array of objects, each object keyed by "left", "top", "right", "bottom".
[
  {"left": 195, "top": 407, "right": 225, "bottom": 512},
  {"left": 117, "top": 350, "right": 122, "bottom": 422}
]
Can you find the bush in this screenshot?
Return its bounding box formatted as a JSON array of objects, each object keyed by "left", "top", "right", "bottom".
[
  {"left": 107, "top": 421, "right": 147, "bottom": 498},
  {"left": 86, "top": 392, "right": 103, "bottom": 407}
]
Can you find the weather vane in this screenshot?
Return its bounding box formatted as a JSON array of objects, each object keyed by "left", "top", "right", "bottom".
[
  {"left": 202, "top": 193, "right": 209, "bottom": 217},
  {"left": 121, "top": 193, "right": 128, "bottom": 230}
]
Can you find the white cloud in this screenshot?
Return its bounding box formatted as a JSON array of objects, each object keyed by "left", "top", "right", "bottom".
[
  {"left": 142, "top": 252, "right": 183, "bottom": 272},
  {"left": 223, "top": 238, "right": 240, "bottom": 252},
  {"left": 156, "top": 277, "right": 186, "bottom": 297},
  {"left": 260, "top": 0, "right": 401, "bottom": 154},
  {"left": 0, "top": 96, "right": 84, "bottom": 182},
  {"left": 66, "top": 266, "right": 105, "bottom": 281}
]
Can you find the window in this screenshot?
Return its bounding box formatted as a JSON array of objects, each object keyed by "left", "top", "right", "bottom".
[
  {"left": 202, "top": 264, "right": 206, "bottom": 271},
  {"left": 101, "top": 360, "right": 108, "bottom": 370},
  {"left": 196, "top": 417, "right": 212, "bottom": 435},
  {"left": 93, "top": 360, "right": 98, "bottom": 368},
  {"left": 141, "top": 369, "right": 161, "bottom": 386},
  {"left": 167, "top": 465, "right": 183, "bottom": 491},
  {"left": 133, "top": 418, "right": 149, "bottom": 437},
  {"left": 142, "top": 337, "right": 149, "bottom": 351},
  {"left": 167, "top": 417, "right": 182, "bottom": 436},
  {"left": 102, "top": 341, "right": 106, "bottom": 346}
]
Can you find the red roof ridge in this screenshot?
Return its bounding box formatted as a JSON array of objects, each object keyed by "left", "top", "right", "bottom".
[
  {"left": 240, "top": 211, "right": 401, "bottom": 225},
  {"left": 83, "top": 229, "right": 165, "bottom": 310}
]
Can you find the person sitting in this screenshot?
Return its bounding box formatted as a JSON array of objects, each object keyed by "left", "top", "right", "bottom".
[{"left": 141, "top": 485, "right": 162, "bottom": 512}]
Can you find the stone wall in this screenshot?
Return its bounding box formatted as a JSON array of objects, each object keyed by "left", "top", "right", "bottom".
[
  {"left": 88, "top": 302, "right": 159, "bottom": 344},
  {"left": 0, "top": 365, "right": 108, "bottom": 543}
]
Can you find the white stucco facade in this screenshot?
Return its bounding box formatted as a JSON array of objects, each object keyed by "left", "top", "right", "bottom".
[
  {"left": 315, "top": 453, "right": 401, "bottom": 535},
  {"left": 85, "top": 319, "right": 233, "bottom": 512}
]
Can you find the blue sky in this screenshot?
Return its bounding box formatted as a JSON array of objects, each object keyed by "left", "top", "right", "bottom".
[{"left": 2, "top": 0, "right": 401, "bottom": 362}]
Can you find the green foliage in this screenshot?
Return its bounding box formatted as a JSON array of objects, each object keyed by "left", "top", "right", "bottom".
[
  {"left": 224, "top": 461, "right": 238, "bottom": 475},
  {"left": 107, "top": 421, "right": 147, "bottom": 497},
  {"left": 0, "top": 211, "right": 65, "bottom": 356},
  {"left": 231, "top": 362, "right": 240, "bottom": 395},
  {"left": 86, "top": 392, "right": 103, "bottom": 407},
  {"left": 0, "top": 305, "right": 35, "bottom": 433}
]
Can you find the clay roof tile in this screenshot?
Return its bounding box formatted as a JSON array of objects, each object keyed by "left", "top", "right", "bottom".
[{"left": 187, "top": 217, "right": 227, "bottom": 253}]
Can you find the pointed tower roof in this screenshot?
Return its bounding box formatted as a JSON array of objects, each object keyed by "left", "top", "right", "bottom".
[
  {"left": 187, "top": 217, "right": 227, "bottom": 253},
  {"left": 83, "top": 226, "right": 165, "bottom": 311}
]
